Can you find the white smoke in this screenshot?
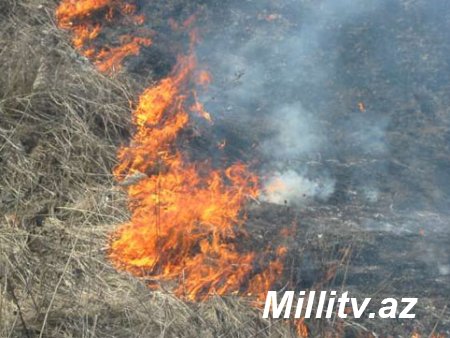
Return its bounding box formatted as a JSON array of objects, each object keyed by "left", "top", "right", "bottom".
[
  {"left": 196, "top": 0, "right": 392, "bottom": 205},
  {"left": 259, "top": 104, "right": 334, "bottom": 205},
  {"left": 262, "top": 170, "right": 335, "bottom": 205},
  {"left": 261, "top": 104, "right": 320, "bottom": 160}
]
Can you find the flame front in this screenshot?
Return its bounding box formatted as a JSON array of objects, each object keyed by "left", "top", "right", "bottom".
[
  {"left": 56, "top": 0, "right": 151, "bottom": 73},
  {"left": 56, "top": 1, "right": 285, "bottom": 302},
  {"left": 110, "top": 42, "right": 285, "bottom": 300}
]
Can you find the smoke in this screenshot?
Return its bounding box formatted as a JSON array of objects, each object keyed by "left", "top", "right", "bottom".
[
  {"left": 181, "top": 0, "right": 450, "bottom": 218},
  {"left": 260, "top": 104, "right": 320, "bottom": 159},
  {"left": 195, "top": 0, "right": 391, "bottom": 205},
  {"left": 258, "top": 103, "right": 332, "bottom": 204},
  {"left": 135, "top": 0, "right": 450, "bottom": 291},
  {"left": 262, "top": 169, "right": 335, "bottom": 205}
]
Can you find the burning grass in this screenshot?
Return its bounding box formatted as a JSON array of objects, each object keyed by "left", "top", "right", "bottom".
[
  {"left": 54, "top": 0, "right": 287, "bottom": 306},
  {"left": 0, "top": 1, "right": 290, "bottom": 337},
  {"left": 55, "top": 0, "right": 151, "bottom": 73}
]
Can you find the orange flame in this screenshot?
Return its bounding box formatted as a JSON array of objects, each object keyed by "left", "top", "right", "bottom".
[
  {"left": 56, "top": 0, "right": 151, "bottom": 73},
  {"left": 196, "top": 70, "right": 212, "bottom": 87},
  {"left": 56, "top": 0, "right": 287, "bottom": 313},
  {"left": 95, "top": 35, "right": 151, "bottom": 73},
  {"left": 110, "top": 41, "right": 284, "bottom": 300},
  {"left": 294, "top": 319, "right": 309, "bottom": 337},
  {"left": 411, "top": 332, "right": 447, "bottom": 338}
]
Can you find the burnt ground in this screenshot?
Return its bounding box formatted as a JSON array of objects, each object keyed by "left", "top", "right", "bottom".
[
  {"left": 190, "top": 0, "right": 450, "bottom": 335},
  {"left": 245, "top": 201, "right": 450, "bottom": 335}
]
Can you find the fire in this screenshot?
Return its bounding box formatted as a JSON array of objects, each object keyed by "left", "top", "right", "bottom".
[
  {"left": 56, "top": 0, "right": 151, "bottom": 73},
  {"left": 94, "top": 35, "right": 151, "bottom": 73},
  {"left": 265, "top": 176, "right": 287, "bottom": 195},
  {"left": 411, "top": 332, "right": 446, "bottom": 338},
  {"left": 294, "top": 319, "right": 309, "bottom": 337},
  {"left": 191, "top": 91, "right": 212, "bottom": 122},
  {"left": 196, "top": 70, "right": 212, "bottom": 87},
  {"left": 110, "top": 38, "right": 284, "bottom": 300},
  {"left": 56, "top": 0, "right": 288, "bottom": 316}
]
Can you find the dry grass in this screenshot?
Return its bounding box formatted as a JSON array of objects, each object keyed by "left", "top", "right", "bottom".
[{"left": 0, "top": 1, "right": 296, "bottom": 337}]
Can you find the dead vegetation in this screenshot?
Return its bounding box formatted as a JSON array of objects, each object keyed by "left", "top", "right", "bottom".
[{"left": 0, "top": 1, "right": 292, "bottom": 337}]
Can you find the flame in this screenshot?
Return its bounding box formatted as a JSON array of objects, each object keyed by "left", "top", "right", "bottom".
[
  {"left": 56, "top": 0, "right": 287, "bottom": 316},
  {"left": 191, "top": 91, "right": 212, "bottom": 122},
  {"left": 109, "top": 42, "right": 284, "bottom": 300},
  {"left": 196, "top": 70, "right": 212, "bottom": 87},
  {"left": 265, "top": 176, "right": 287, "bottom": 195},
  {"left": 54, "top": 3, "right": 450, "bottom": 337},
  {"left": 56, "top": 0, "right": 151, "bottom": 73},
  {"left": 411, "top": 333, "right": 446, "bottom": 338},
  {"left": 294, "top": 319, "right": 309, "bottom": 337},
  {"left": 95, "top": 35, "right": 151, "bottom": 73}
]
